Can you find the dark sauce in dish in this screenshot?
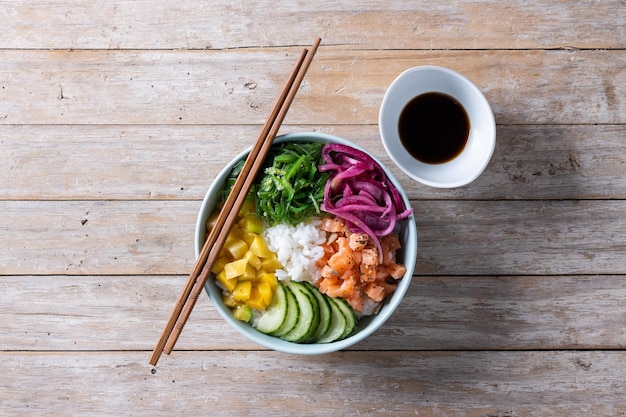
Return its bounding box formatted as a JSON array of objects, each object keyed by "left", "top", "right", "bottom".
[{"left": 398, "top": 92, "right": 470, "bottom": 164}]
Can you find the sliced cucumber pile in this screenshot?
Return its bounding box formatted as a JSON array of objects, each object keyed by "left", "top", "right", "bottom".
[{"left": 253, "top": 281, "right": 356, "bottom": 343}]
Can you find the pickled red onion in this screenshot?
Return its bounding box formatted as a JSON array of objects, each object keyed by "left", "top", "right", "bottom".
[{"left": 318, "top": 143, "right": 412, "bottom": 261}]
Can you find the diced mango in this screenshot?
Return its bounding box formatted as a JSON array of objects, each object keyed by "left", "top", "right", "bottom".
[
  {"left": 215, "top": 270, "right": 238, "bottom": 292},
  {"left": 232, "top": 305, "right": 252, "bottom": 322},
  {"left": 239, "top": 230, "right": 257, "bottom": 246},
  {"left": 260, "top": 255, "right": 283, "bottom": 272},
  {"left": 211, "top": 256, "right": 229, "bottom": 275},
  {"left": 249, "top": 234, "right": 273, "bottom": 258},
  {"left": 224, "top": 259, "right": 257, "bottom": 281},
  {"left": 243, "top": 250, "right": 262, "bottom": 270},
  {"left": 210, "top": 200, "right": 285, "bottom": 317},
  {"left": 224, "top": 238, "right": 248, "bottom": 259},
  {"left": 232, "top": 280, "right": 252, "bottom": 301},
  {"left": 222, "top": 292, "right": 241, "bottom": 308},
  {"left": 239, "top": 215, "right": 264, "bottom": 234},
  {"left": 238, "top": 197, "right": 256, "bottom": 218},
  {"left": 240, "top": 264, "right": 257, "bottom": 281},
  {"left": 258, "top": 272, "right": 278, "bottom": 290},
  {"left": 245, "top": 288, "right": 266, "bottom": 310},
  {"left": 257, "top": 282, "right": 273, "bottom": 305},
  {"left": 224, "top": 232, "right": 237, "bottom": 246}
]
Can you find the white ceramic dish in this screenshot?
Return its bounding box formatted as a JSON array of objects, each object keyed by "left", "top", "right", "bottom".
[
  {"left": 195, "top": 132, "right": 418, "bottom": 354},
  {"left": 379, "top": 66, "right": 496, "bottom": 188}
]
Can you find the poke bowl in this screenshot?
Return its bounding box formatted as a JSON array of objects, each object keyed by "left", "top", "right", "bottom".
[{"left": 195, "top": 132, "right": 417, "bottom": 354}]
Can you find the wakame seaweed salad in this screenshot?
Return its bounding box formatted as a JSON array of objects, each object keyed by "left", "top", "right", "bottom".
[
  {"left": 221, "top": 141, "right": 328, "bottom": 227},
  {"left": 256, "top": 141, "right": 328, "bottom": 226}
]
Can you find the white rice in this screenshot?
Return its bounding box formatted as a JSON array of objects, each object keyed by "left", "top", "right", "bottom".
[{"left": 262, "top": 217, "right": 326, "bottom": 284}]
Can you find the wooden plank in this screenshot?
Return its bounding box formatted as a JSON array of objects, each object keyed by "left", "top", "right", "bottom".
[
  {"left": 2, "top": 199, "right": 626, "bottom": 276},
  {"left": 414, "top": 199, "right": 626, "bottom": 275},
  {"left": 2, "top": 275, "right": 626, "bottom": 351},
  {"left": 1, "top": 351, "right": 624, "bottom": 416},
  {"left": 0, "top": 49, "right": 625, "bottom": 125},
  {"left": 2, "top": 124, "right": 626, "bottom": 201},
  {"left": 0, "top": 200, "right": 198, "bottom": 276},
  {"left": 1, "top": 0, "right": 624, "bottom": 50},
  {"left": 0, "top": 275, "right": 225, "bottom": 351}
]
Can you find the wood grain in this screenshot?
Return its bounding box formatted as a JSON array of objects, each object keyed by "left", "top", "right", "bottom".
[
  {"left": 2, "top": 124, "right": 626, "bottom": 201},
  {"left": 1, "top": 351, "right": 624, "bottom": 416},
  {"left": 2, "top": 200, "right": 625, "bottom": 276},
  {"left": 2, "top": 0, "right": 624, "bottom": 50},
  {"left": 0, "top": 49, "right": 624, "bottom": 125},
  {"left": 2, "top": 275, "right": 625, "bottom": 351},
  {"left": 2, "top": 0, "right": 625, "bottom": 415}
]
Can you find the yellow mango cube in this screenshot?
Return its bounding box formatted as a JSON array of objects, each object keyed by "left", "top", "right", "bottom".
[
  {"left": 215, "top": 270, "right": 238, "bottom": 292},
  {"left": 224, "top": 259, "right": 256, "bottom": 280},
  {"left": 238, "top": 215, "right": 264, "bottom": 234},
  {"left": 243, "top": 250, "right": 262, "bottom": 270},
  {"left": 240, "top": 264, "right": 257, "bottom": 281},
  {"left": 224, "top": 237, "right": 248, "bottom": 259},
  {"left": 238, "top": 197, "right": 256, "bottom": 218},
  {"left": 245, "top": 288, "right": 266, "bottom": 310},
  {"left": 211, "top": 256, "right": 229, "bottom": 275},
  {"left": 258, "top": 272, "right": 278, "bottom": 290},
  {"left": 260, "top": 255, "right": 283, "bottom": 273},
  {"left": 224, "top": 259, "right": 247, "bottom": 279},
  {"left": 232, "top": 280, "right": 252, "bottom": 301},
  {"left": 257, "top": 282, "right": 273, "bottom": 305},
  {"left": 249, "top": 235, "right": 273, "bottom": 258},
  {"left": 239, "top": 230, "right": 257, "bottom": 246},
  {"left": 222, "top": 292, "right": 241, "bottom": 308}
]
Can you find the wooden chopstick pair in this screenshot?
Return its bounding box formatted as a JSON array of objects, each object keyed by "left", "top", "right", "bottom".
[{"left": 149, "top": 38, "right": 321, "bottom": 366}]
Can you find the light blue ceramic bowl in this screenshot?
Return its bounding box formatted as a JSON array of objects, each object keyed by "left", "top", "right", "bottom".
[{"left": 195, "top": 132, "right": 417, "bottom": 354}]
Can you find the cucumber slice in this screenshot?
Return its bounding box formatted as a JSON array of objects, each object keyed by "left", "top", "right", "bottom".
[
  {"left": 271, "top": 285, "right": 299, "bottom": 337},
  {"left": 283, "top": 281, "right": 320, "bottom": 343},
  {"left": 303, "top": 282, "right": 331, "bottom": 343},
  {"left": 316, "top": 296, "right": 347, "bottom": 343},
  {"left": 333, "top": 297, "right": 357, "bottom": 339},
  {"left": 255, "top": 282, "right": 288, "bottom": 334}
]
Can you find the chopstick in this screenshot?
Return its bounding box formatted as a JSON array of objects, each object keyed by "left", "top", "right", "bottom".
[{"left": 149, "top": 37, "right": 321, "bottom": 366}]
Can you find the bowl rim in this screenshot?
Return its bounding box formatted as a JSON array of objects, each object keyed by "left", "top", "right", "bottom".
[
  {"left": 195, "top": 131, "right": 417, "bottom": 354},
  {"left": 379, "top": 65, "right": 496, "bottom": 188}
]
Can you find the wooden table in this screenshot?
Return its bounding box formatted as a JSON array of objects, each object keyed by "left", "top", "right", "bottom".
[{"left": 2, "top": 1, "right": 625, "bottom": 415}]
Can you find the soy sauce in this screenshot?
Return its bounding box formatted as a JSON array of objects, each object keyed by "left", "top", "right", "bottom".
[{"left": 398, "top": 92, "right": 470, "bottom": 164}]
